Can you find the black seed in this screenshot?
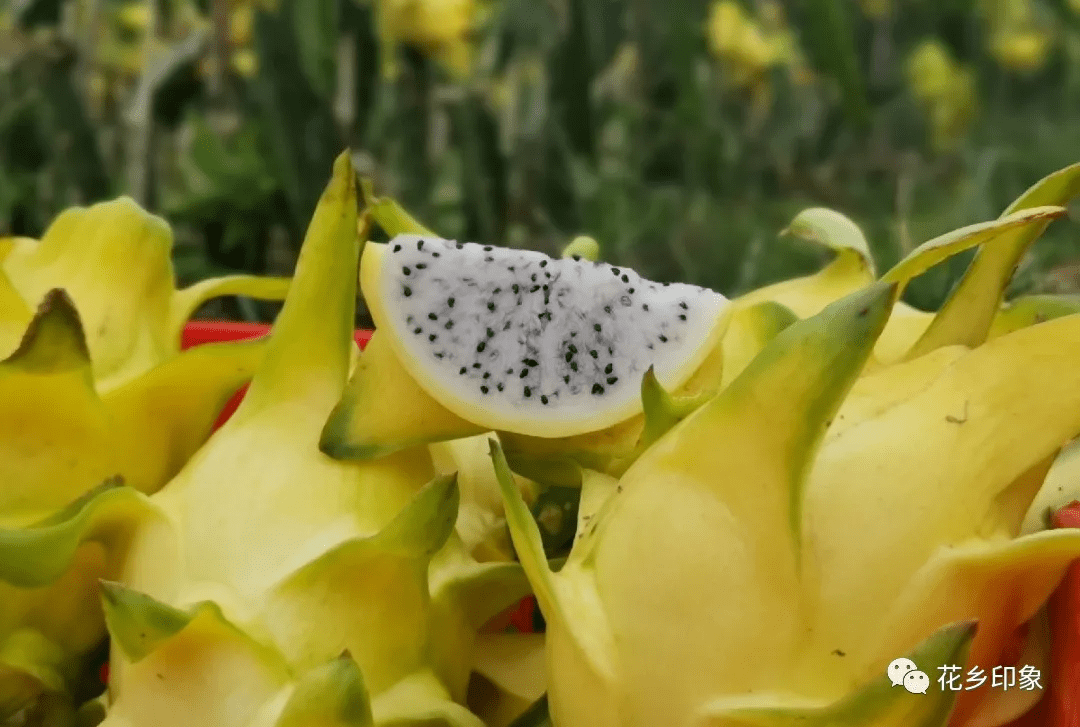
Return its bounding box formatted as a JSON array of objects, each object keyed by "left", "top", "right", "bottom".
[
  {"left": 570, "top": 361, "right": 579, "bottom": 372},
  {"left": 570, "top": 331, "right": 577, "bottom": 338},
  {"left": 483, "top": 372, "right": 491, "bottom": 379},
  {"left": 593, "top": 323, "right": 601, "bottom": 332},
  {"left": 417, "top": 240, "right": 425, "bottom": 250},
  {"left": 604, "top": 305, "right": 612, "bottom": 314},
  {"left": 607, "top": 376, "right": 618, "bottom": 385},
  {"left": 416, "top": 263, "right": 427, "bottom": 270},
  {"left": 474, "top": 363, "right": 483, "bottom": 369},
  {"left": 530, "top": 285, "right": 541, "bottom": 293},
  {"left": 659, "top": 335, "right": 668, "bottom": 343},
  {"left": 434, "top": 352, "right": 445, "bottom": 359},
  {"left": 572, "top": 254, "right": 581, "bottom": 261},
  {"left": 459, "top": 367, "right": 467, "bottom": 374},
  {"left": 592, "top": 383, "right": 605, "bottom": 395},
  {"left": 483, "top": 246, "right": 493, "bottom": 252},
  {"left": 679, "top": 314, "right": 686, "bottom": 321},
  {"left": 403, "top": 286, "right": 412, "bottom": 297},
  {"left": 485, "top": 256, "right": 494, "bottom": 263},
  {"left": 493, "top": 287, "right": 501, "bottom": 294},
  {"left": 486, "top": 327, "right": 495, "bottom": 338},
  {"left": 563, "top": 375, "right": 571, "bottom": 384},
  {"left": 448, "top": 297, "right": 455, "bottom": 307},
  {"left": 520, "top": 369, "right": 529, "bottom": 379},
  {"left": 611, "top": 268, "right": 620, "bottom": 276},
  {"left": 497, "top": 383, "right": 504, "bottom": 391},
  {"left": 541, "top": 395, "right": 549, "bottom": 404},
  {"left": 523, "top": 358, "right": 539, "bottom": 367},
  {"left": 540, "top": 260, "right": 548, "bottom": 268},
  {"left": 524, "top": 386, "right": 532, "bottom": 397},
  {"left": 429, "top": 334, "right": 437, "bottom": 342},
  {"left": 508, "top": 265, "right": 515, "bottom": 271},
  {"left": 456, "top": 242, "right": 464, "bottom": 249},
  {"left": 647, "top": 343, "right": 654, "bottom": 350},
  {"left": 623, "top": 275, "right": 632, "bottom": 283},
  {"left": 569, "top": 344, "right": 578, "bottom": 354},
  {"left": 642, "top": 303, "right": 649, "bottom": 311},
  {"left": 531, "top": 273, "right": 538, "bottom": 282},
  {"left": 542, "top": 284, "right": 549, "bottom": 292},
  {"left": 679, "top": 301, "right": 688, "bottom": 310},
  {"left": 428, "top": 312, "right": 437, "bottom": 320},
  {"left": 503, "top": 321, "right": 512, "bottom": 331},
  {"left": 565, "top": 352, "right": 573, "bottom": 362},
  {"left": 512, "top": 284, "right": 520, "bottom": 293},
  {"left": 414, "top": 327, "right": 422, "bottom": 335},
  {"left": 477, "top": 342, "right": 487, "bottom": 353},
  {"left": 445, "top": 320, "right": 454, "bottom": 329},
  {"left": 608, "top": 347, "right": 614, "bottom": 355},
  {"left": 487, "top": 302, "right": 496, "bottom": 311},
  {"left": 432, "top": 251, "right": 440, "bottom": 257},
  {"left": 506, "top": 368, "right": 513, "bottom": 374},
  {"left": 545, "top": 272, "right": 551, "bottom": 279},
  {"left": 481, "top": 385, "right": 489, "bottom": 394},
  {"left": 393, "top": 244, "right": 402, "bottom": 252},
  {"left": 605, "top": 363, "right": 613, "bottom": 374},
  {"left": 589, "top": 350, "right": 598, "bottom": 359}
]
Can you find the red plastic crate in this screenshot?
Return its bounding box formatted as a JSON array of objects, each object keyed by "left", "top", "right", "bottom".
[{"left": 181, "top": 321, "right": 538, "bottom": 635}]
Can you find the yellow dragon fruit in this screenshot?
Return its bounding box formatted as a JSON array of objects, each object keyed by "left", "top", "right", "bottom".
[
  {"left": 0, "top": 198, "right": 292, "bottom": 719},
  {"left": 0, "top": 196, "right": 291, "bottom": 392},
  {"left": 96, "top": 152, "right": 531, "bottom": 726},
  {"left": 317, "top": 192, "right": 734, "bottom": 494},
  {"left": 490, "top": 263, "right": 1080, "bottom": 726}
]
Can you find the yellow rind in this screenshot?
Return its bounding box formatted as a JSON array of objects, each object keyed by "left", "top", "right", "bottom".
[{"left": 359, "top": 240, "right": 733, "bottom": 439}]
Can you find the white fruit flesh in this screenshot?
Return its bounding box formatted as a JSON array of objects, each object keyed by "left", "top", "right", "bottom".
[{"left": 361, "top": 235, "right": 731, "bottom": 438}]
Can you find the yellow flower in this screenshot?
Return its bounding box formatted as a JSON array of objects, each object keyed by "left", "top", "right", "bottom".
[
  {"left": 707, "top": 0, "right": 776, "bottom": 86},
  {"left": 376, "top": 0, "right": 480, "bottom": 78},
  {"left": 905, "top": 39, "right": 977, "bottom": 152},
  {"left": 706, "top": 0, "right": 811, "bottom": 91},
  {"left": 982, "top": 0, "right": 1056, "bottom": 73},
  {"left": 990, "top": 28, "right": 1053, "bottom": 72},
  {"left": 860, "top": 0, "right": 892, "bottom": 18}
]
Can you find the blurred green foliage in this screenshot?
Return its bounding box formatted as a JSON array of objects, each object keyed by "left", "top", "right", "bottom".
[{"left": 3, "top": 0, "right": 1080, "bottom": 324}]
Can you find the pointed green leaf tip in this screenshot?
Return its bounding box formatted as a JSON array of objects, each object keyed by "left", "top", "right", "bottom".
[
  {"left": 487, "top": 438, "right": 558, "bottom": 614},
  {"left": 782, "top": 207, "right": 875, "bottom": 276},
  {"left": 0, "top": 479, "right": 151, "bottom": 587},
  {"left": 363, "top": 180, "right": 438, "bottom": 238},
  {"left": 276, "top": 652, "right": 374, "bottom": 727},
  {"left": 560, "top": 236, "right": 601, "bottom": 262},
  {"left": 3, "top": 288, "right": 90, "bottom": 373},
  {"left": 369, "top": 473, "right": 460, "bottom": 558},
  {"left": 908, "top": 162, "right": 1080, "bottom": 357},
  {"left": 640, "top": 366, "right": 712, "bottom": 447},
  {"left": 239, "top": 150, "right": 358, "bottom": 414},
  {"left": 703, "top": 621, "right": 976, "bottom": 726},
  {"left": 712, "top": 281, "right": 897, "bottom": 548},
  {"left": 100, "top": 581, "right": 192, "bottom": 663}
]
